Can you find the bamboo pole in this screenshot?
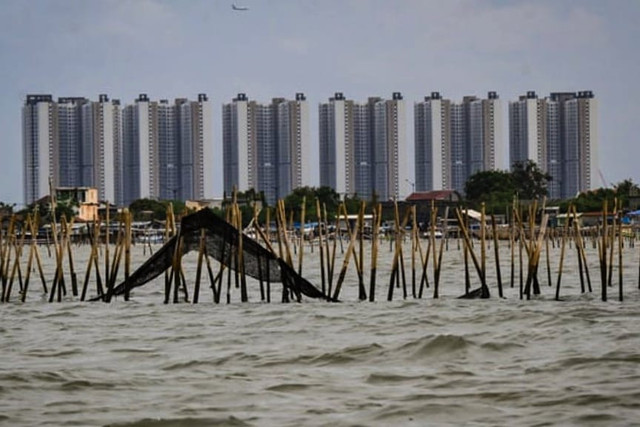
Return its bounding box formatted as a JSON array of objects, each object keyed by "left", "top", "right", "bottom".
[
  {"left": 491, "top": 214, "right": 503, "bottom": 298},
  {"left": 164, "top": 204, "right": 176, "bottom": 304},
  {"left": 81, "top": 219, "right": 98, "bottom": 301},
  {"left": 387, "top": 201, "right": 404, "bottom": 300},
  {"left": 124, "top": 210, "right": 132, "bottom": 301},
  {"left": 236, "top": 203, "right": 248, "bottom": 303},
  {"left": 104, "top": 201, "right": 110, "bottom": 288},
  {"left": 523, "top": 213, "right": 548, "bottom": 300},
  {"left": 454, "top": 208, "right": 487, "bottom": 296},
  {"left": 316, "top": 199, "right": 326, "bottom": 295},
  {"left": 21, "top": 215, "right": 36, "bottom": 301},
  {"left": 369, "top": 203, "right": 382, "bottom": 302},
  {"left": 434, "top": 206, "right": 447, "bottom": 299},
  {"left": 618, "top": 209, "right": 624, "bottom": 302},
  {"left": 357, "top": 201, "right": 366, "bottom": 300},
  {"left": 298, "top": 197, "right": 306, "bottom": 276},
  {"left": 600, "top": 200, "right": 608, "bottom": 302},
  {"left": 333, "top": 205, "right": 360, "bottom": 301},
  {"left": 252, "top": 205, "right": 265, "bottom": 301},
  {"left": 193, "top": 229, "right": 206, "bottom": 304},
  {"left": 607, "top": 199, "right": 617, "bottom": 288},
  {"left": 0, "top": 213, "right": 5, "bottom": 295},
  {"left": 554, "top": 205, "right": 572, "bottom": 300},
  {"left": 411, "top": 205, "right": 418, "bottom": 298},
  {"left": 1, "top": 215, "right": 16, "bottom": 301},
  {"left": 431, "top": 201, "right": 440, "bottom": 298},
  {"left": 65, "top": 219, "right": 78, "bottom": 297},
  {"left": 573, "top": 205, "right": 592, "bottom": 293},
  {"left": 5, "top": 216, "right": 27, "bottom": 302},
  {"left": 48, "top": 210, "right": 66, "bottom": 303},
  {"left": 545, "top": 226, "right": 552, "bottom": 288},
  {"left": 327, "top": 204, "right": 338, "bottom": 294}
]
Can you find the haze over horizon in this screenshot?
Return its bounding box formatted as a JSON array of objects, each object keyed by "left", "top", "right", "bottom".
[{"left": 1, "top": 0, "right": 639, "bottom": 206}]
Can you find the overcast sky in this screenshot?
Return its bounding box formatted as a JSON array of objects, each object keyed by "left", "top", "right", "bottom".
[{"left": 1, "top": 0, "right": 639, "bottom": 206}]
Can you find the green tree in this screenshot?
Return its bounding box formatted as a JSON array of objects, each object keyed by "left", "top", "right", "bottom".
[
  {"left": 464, "top": 170, "right": 515, "bottom": 212},
  {"left": 283, "top": 186, "right": 340, "bottom": 220},
  {"left": 613, "top": 179, "right": 640, "bottom": 209},
  {"left": 511, "top": 160, "right": 552, "bottom": 200}
]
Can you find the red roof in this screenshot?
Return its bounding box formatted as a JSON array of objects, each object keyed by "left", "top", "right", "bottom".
[{"left": 405, "top": 190, "right": 460, "bottom": 202}]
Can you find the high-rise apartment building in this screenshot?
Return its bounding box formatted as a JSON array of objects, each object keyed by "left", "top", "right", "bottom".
[
  {"left": 509, "top": 91, "right": 597, "bottom": 199},
  {"left": 122, "top": 94, "right": 156, "bottom": 206},
  {"left": 82, "top": 94, "right": 122, "bottom": 202},
  {"left": 319, "top": 92, "right": 409, "bottom": 200},
  {"left": 122, "top": 94, "right": 213, "bottom": 206},
  {"left": 414, "top": 92, "right": 451, "bottom": 192},
  {"left": 415, "top": 92, "right": 502, "bottom": 194},
  {"left": 23, "top": 95, "right": 57, "bottom": 205},
  {"left": 23, "top": 93, "right": 211, "bottom": 207},
  {"left": 22, "top": 94, "right": 121, "bottom": 206},
  {"left": 223, "top": 93, "right": 311, "bottom": 204},
  {"left": 176, "top": 94, "right": 214, "bottom": 201},
  {"left": 319, "top": 92, "right": 353, "bottom": 196}
]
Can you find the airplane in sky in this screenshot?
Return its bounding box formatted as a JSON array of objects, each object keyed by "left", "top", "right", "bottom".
[{"left": 232, "top": 4, "right": 249, "bottom": 11}]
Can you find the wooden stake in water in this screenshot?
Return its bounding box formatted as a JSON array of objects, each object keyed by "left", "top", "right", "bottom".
[
  {"left": 193, "top": 228, "right": 206, "bottom": 304},
  {"left": 357, "top": 201, "right": 367, "bottom": 300},
  {"left": 607, "top": 199, "right": 618, "bottom": 289},
  {"left": 600, "top": 200, "right": 608, "bottom": 302},
  {"left": 124, "top": 210, "right": 132, "bottom": 301},
  {"left": 554, "top": 205, "right": 572, "bottom": 300},
  {"left": 491, "top": 213, "right": 503, "bottom": 298},
  {"left": 454, "top": 208, "right": 488, "bottom": 297},
  {"left": 298, "top": 197, "right": 306, "bottom": 276},
  {"left": 618, "top": 209, "right": 624, "bottom": 302},
  {"left": 369, "top": 203, "right": 382, "bottom": 302},
  {"left": 5, "top": 216, "right": 26, "bottom": 302},
  {"left": 316, "top": 198, "right": 326, "bottom": 295}
]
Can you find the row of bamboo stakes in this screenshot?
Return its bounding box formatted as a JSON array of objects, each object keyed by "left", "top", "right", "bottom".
[{"left": 1, "top": 197, "right": 639, "bottom": 304}]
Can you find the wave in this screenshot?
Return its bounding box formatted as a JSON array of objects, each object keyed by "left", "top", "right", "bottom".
[
  {"left": 24, "top": 348, "right": 82, "bottom": 358},
  {"left": 397, "top": 334, "right": 474, "bottom": 360},
  {"left": 365, "top": 372, "right": 439, "bottom": 384},
  {"left": 104, "top": 416, "right": 252, "bottom": 427}
]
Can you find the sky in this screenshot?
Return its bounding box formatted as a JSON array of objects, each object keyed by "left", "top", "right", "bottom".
[{"left": 1, "top": 0, "right": 639, "bottom": 206}]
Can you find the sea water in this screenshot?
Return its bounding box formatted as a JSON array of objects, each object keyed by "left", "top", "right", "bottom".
[{"left": 1, "top": 239, "right": 639, "bottom": 426}]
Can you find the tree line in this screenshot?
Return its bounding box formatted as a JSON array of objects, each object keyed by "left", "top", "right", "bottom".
[{"left": 3, "top": 160, "right": 638, "bottom": 226}]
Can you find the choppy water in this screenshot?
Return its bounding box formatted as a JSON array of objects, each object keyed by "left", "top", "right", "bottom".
[{"left": 2, "top": 240, "right": 640, "bottom": 426}]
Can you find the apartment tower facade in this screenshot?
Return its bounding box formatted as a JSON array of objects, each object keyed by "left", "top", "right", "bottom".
[
  {"left": 122, "top": 94, "right": 213, "bottom": 206},
  {"left": 22, "top": 94, "right": 122, "bottom": 205},
  {"left": 509, "top": 91, "right": 597, "bottom": 199},
  {"left": 415, "top": 92, "right": 502, "bottom": 194},
  {"left": 223, "top": 93, "right": 311, "bottom": 204},
  {"left": 319, "top": 92, "right": 409, "bottom": 200}
]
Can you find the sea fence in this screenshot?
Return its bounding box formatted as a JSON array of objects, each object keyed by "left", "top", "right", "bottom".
[{"left": 1, "top": 198, "right": 639, "bottom": 304}]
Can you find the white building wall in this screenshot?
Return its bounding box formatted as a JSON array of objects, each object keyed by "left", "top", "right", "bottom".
[
  {"left": 236, "top": 101, "right": 249, "bottom": 191},
  {"left": 525, "top": 98, "right": 539, "bottom": 163},
  {"left": 200, "top": 99, "right": 215, "bottom": 198},
  {"left": 586, "top": 97, "right": 599, "bottom": 191},
  {"left": 489, "top": 98, "right": 504, "bottom": 170},
  {"left": 333, "top": 100, "right": 347, "bottom": 195},
  {"left": 431, "top": 100, "right": 444, "bottom": 190},
  {"left": 298, "top": 99, "right": 313, "bottom": 187},
  {"left": 137, "top": 102, "right": 151, "bottom": 199},
  {"left": 394, "top": 100, "right": 411, "bottom": 198},
  {"left": 101, "top": 102, "right": 115, "bottom": 202},
  {"left": 37, "top": 102, "right": 52, "bottom": 201}
]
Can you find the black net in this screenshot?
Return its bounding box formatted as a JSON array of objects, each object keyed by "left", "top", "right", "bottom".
[{"left": 103, "top": 208, "right": 329, "bottom": 301}]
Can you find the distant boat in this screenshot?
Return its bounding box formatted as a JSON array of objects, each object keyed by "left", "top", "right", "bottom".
[{"left": 232, "top": 4, "right": 249, "bottom": 11}]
